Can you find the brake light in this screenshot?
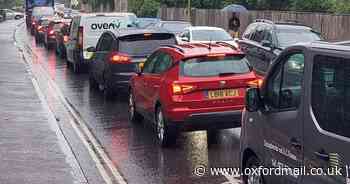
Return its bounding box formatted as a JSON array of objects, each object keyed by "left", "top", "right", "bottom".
[
  {"left": 247, "top": 79, "right": 263, "bottom": 88},
  {"left": 172, "top": 84, "right": 196, "bottom": 95},
  {"left": 49, "top": 30, "right": 55, "bottom": 35},
  {"left": 37, "top": 25, "right": 43, "bottom": 30},
  {"left": 207, "top": 53, "right": 226, "bottom": 57},
  {"left": 109, "top": 52, "right": 131, "bottom": 64},
  {"left": 32, "top": 21, "right": 36, "bottom": 25},
  {"left": 77, "top": 26, "right": 83, "bottom": 49}
]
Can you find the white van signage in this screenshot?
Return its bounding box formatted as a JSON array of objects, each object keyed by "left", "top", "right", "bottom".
[{"left": 90, "top": 21, "right": 121, "bottom": 30}]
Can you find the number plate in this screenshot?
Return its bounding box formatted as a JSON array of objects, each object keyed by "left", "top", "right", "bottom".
[{"left": 207, "top": 89, "right": 239, "bottom": 99}]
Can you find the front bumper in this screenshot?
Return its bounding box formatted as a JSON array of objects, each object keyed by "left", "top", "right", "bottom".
[{"left": 169, "top": 110, "right": 242, "bottom": 131}]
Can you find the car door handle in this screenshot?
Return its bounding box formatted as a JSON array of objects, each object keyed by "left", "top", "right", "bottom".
[
  {"left": 314, "top": 150, "right": 330, "bottom": 161},
  {"left": 290, "top": 138, "right": 302, "bottom": 150}
]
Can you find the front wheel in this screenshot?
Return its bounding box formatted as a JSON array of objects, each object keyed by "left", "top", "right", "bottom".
[
  {"left": 243, "top": 156, "right": 265, "bottom": 184},
  {"left": 155, "top": 106, "right": 177, "bottom": 147}
]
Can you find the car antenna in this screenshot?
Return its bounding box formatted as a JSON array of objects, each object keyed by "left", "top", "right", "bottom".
[{"left": 208, "top": 37, "right": 212, "bottom": 51}]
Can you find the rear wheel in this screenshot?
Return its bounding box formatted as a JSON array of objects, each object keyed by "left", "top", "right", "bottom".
[
  {"left": 103, "top": 81, "right": 114, "bottom": 99},
  {"left": 243, "top": 156, "right": 265, "bottom": 184},
  {"left": 129, "top": 92, "right": 143, "bottom": 123},
  {"left": 73, "top": 62, "right": 81, "bottom": 73},
  {"left": 155, "top": 106, "right": 177, "bottom": 147}
]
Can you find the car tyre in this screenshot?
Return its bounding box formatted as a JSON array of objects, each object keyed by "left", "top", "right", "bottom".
[
  {"left": 129, "top": 92, "right": 143, "bottom": 123},
  {"left": 103, "top": 82, "right": 114, "bottom": 100},
  {"left": 155, "top": 106, "right": 177, "bottom": 147},
  {"left": 73, "top": 62, "right": 81, "bottom": 73},
  {"left": 243, "top": 156, "right": 265, "bottom": 184}
]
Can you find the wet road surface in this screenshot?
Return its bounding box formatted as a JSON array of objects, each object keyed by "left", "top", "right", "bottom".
[{"left": 16, "top": 22, "right": 242, "bottom": 184}]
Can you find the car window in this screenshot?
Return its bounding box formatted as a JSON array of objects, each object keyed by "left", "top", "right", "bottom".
[
  {"left": 143, "top": 52, "right": 160, "bottom": 73},
  {"left": 263, "top": 26, "right": 273, "bottom": 43},
  {"left": 251, "top": 24, "right": 266, "bottom": 43},
  {"left": 180, "top": 31, "right": 190, "bottom": 39},
  {"left": 118, "top": 33, "right": 176, "bottom": 58},
  {"left": 180, "top": 55, "right": 251, "bottom": 77},
  {"left": 276, "top": 28, "right": 321, "bottom": 47},
  {"left": 191, "top": 29, "right": 233, "bottom": 41},
  {"left": 153, "top": 52, "right": 173, "bottom": 74},
  {"left": 266, "top": 52, "right": 305, "bottom": 110},
  {"left": 243, "top": 23, "right": 258, "bottom": 39},
  {"left": 96, "top": 34, "right": 114, "bottom": 52},
  {"left": 311, "top": 55, "right": 350, "bottom": 138}
]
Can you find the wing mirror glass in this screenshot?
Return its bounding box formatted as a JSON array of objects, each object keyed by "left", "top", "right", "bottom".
[{"left": 245, "top": 88, "right": 262, "bottom": 112}]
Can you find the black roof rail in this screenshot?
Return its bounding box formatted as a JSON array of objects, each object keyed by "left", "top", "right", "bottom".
[
  {"left": 161, "top": 44, "right": 185, "bottom": 53},
  {"left": 215, "top": 41, "right": 239, "bottom": 50},
  {"left": 254, "top": 19, "right": 274, "bottom": 24}
]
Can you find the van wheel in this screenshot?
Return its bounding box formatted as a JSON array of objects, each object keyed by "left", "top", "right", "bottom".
[
  {"left": 155, "top": 106, "right": 177, "bottom": 147},
  {"left": 129, "top": 92, "right": 143, "bottom": 123},
  {"left": 243, "top": 156, "right": 265, "bottom": 184}
]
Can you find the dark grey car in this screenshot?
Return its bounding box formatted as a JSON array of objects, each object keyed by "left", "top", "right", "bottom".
[
  {"left": 241, "top": 42, "right": 350, "bottom": 184},
  {"left": 88, "top": 29, "right": 177, "bottom": 98},
  {"left": 239, "top": 19, "right": 322, "bottom": 76}
]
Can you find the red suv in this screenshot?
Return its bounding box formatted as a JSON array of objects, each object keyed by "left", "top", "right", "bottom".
[{"left": 129, "top": 43, "right": 261, "bottom": 147}]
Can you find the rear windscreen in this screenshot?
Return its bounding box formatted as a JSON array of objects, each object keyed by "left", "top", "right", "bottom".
[
  {"left": 85, "top": 16, "right": 129, "bottom": 36},
  {"left": 118, "top": 33, "right": 176, "bottom": 57},
  {"left": 32, "top": 7, "right": 54, "bottom": 17},
  {"left": 180, "top": 55, "right": 251, "bottom": 77}
]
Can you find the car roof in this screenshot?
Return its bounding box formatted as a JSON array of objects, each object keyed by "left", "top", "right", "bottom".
[
  {"left": 285, "top": 42, "right": 350, "bottom": 55},
  {"left": 78, "top": 12, "right": 136, "bottom": 17},
  {"left": 161, "top": 43, "right": 243, "bottom": 59},
  {"left": 109, "top": 28, "right": 175, "bottom": 38},
  {"left": 186, "top": 26, "right": 225, "bottom": 31},
  {"left": 160, "top": 20, "right": 191, "bottom": 24},
  {"left": 275, "top": 24, "right": 313, "bottom": 30}
]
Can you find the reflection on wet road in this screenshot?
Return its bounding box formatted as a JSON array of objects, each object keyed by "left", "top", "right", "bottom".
[{"left": 23, "top": 25, "right": 242, "bottom": 184}]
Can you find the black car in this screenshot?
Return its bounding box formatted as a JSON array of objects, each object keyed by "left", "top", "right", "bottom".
[
  {"left": 239, "top": 19, "right": 322, "bottom": 75},
  {"left": 88, "top": 29, "right": 177, "bottom": 98},
  {"left": 241, "top": 42, "right": 350, "bottom": 184}
]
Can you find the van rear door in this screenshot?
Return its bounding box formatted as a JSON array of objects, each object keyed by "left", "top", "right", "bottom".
[{"left": 83, "top": 15, "right": 128, "bottom": 50}]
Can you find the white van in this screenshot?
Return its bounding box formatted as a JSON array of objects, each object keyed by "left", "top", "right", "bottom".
[{"left": 66, "top": 12, "right": 138, "bottom": 73}]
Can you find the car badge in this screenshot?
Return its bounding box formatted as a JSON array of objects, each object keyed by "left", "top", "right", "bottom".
[{"left": 219, "top": 81, "right": 226, "bottom": 87}]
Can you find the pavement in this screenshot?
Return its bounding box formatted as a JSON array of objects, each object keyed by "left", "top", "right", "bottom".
[{"left": 0, "top": 20, "right": 84, "bottom": 184}]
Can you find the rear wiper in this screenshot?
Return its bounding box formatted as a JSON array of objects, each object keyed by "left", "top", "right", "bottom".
[{"left": 218, "top": 72, "right": 239, "bottom": 77}]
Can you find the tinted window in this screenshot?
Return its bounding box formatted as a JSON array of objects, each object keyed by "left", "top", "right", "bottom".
[
  {"left": 243, "top": 23, "right": 258, "bottom": 39},
  {"left": 191, "top": 30, "right": 233, "bottom": 41},
  {"left": 153, "top": 53, "right": 173, "bottom": 74},
  {"left": 118, "top": 33, "right": 176, "bottom": 58},
  {"left": 266, "top": 53, "right": 304, "bottom": 110},
  {"left": 143, "top": 52, "right": 159, "bottom": 73},
  {"left": 312, "top": 55, "right": 350, "bottom": 138},
  {"left": 180, "top": 55, "right": 251, "bottom": 77},
  {"left": 276, "top": 28, "right": 321, "bottom": 47},
  {"left": 96, "top": 34, "right": 114, "bottom": 52}
]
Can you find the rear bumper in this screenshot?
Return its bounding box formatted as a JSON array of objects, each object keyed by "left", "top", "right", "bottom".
[
  {"left": 168, "top": 110, "right": 242, "bottom": 131},
  {"left": 108, "top": 72, "right": 135, "bottom": 91}
]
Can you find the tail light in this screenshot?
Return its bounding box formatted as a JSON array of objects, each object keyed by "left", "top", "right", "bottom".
[
  {"left": 49, "top": 30, "right": 55, "bottom": 35},
  {"left": 77, "top": 26, "right": 83, "bottom": 49},
  {"left": 172, "top": 83, "right": 196, "bottom": 95},
  {"left": 32, "top": 21, "right": 36, "bottom": 25},
  {"left": 108, "top": 52, "right": 131, "bottom": 64},
  {"left": 247, "top": 79, "right": 263, "bottom": 88}
]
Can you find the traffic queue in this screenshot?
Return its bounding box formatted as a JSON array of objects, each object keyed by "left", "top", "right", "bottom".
[{"left": 27, "top": 9, "right": 350, "bottom": 184}]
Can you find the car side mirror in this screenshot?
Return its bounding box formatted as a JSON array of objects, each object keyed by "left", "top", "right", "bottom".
[
  {"left": 136, "top": 62, "right": 144, "bottom": 75},
  {"left": 246, "top": 88, "right": 261, "bottom": 112},
  {"left": 181, "top": 37, "right": 189, "bottom": 42},
  {"left": 86, "top": 47, "right": 96, "bottom": 53},
  {"left": 261, "top": 40, "right": 272, "bottom": 48}
]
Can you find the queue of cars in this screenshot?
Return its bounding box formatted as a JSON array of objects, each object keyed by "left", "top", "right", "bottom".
[{"left": 27, "top": 10, "right": 350, "bottom": 183}]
